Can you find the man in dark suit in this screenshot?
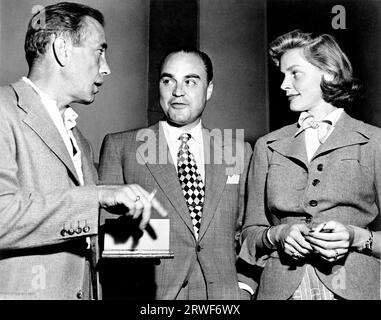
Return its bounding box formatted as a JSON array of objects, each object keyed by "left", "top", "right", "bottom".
[
  {"left": 0, "top": 2, "right": 166, "bottom": 300},
  {"left": 98, "top": 48, "right": 254, "bottom": 299}
]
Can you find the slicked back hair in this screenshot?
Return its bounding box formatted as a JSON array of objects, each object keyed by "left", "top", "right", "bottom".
[
  {"left": 159, "top": 47, "right": 214, "bottom": 84},
  {"left": 25, "top": 2, "right": 104, "bottom": 68}
]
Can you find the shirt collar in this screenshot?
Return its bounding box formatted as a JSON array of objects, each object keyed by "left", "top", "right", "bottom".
[
  {"left": 22, "top": 77, "right": 78, "bottom": 127},
  {"left": 22, "top": 76, "right": 57, "bottom": 108},
  {"left": 161, "top": 120, "right": 203, "bottom": 144},
  {"left": 297, "top": 108, "right": 344, "bottom": 128},
  {"left": 324, "top": 108, "right": 344, "bottom": 126}
]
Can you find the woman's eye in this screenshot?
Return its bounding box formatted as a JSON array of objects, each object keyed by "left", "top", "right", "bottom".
[{"left": 292, "top": 71, "right": 301, "bottom": 78}]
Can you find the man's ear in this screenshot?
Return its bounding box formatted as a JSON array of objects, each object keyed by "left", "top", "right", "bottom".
[
  {"left": 52, "top": 36, "right": 69, "bottom": 67},
  {"left": 206, "top": 81, "right": 214, "bottom": 101}
]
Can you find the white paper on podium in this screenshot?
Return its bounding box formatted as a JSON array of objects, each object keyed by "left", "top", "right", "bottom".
[{"left": 102, "top": 218, "right": 173, "bottom": 258}]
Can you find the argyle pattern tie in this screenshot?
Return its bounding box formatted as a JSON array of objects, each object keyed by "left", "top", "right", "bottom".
[{"left": 177, "top": 133, "right": 205, "bottom": 239}]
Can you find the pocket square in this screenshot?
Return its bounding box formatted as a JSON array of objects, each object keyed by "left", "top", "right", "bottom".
[{"left": 226, "top": 174, "right": 240, "bottom": 184}]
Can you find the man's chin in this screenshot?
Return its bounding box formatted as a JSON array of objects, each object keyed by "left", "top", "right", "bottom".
[
  {"left": 166, "top": 116, "right": 201, "bottom": 129},
  {"left": 167, "top": 113, "right": 189, "bottom": 126},
  {"left": 80, "top": 95, "right": 95, "bottom": 105},
  {"left": 167, "top": 118, "right": 187, "bottom": 127},
  {"left": 83, "top": 99, "right": 95, "bottom": 105}
]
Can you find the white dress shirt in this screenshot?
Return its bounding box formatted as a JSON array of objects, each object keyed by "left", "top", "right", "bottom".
[
  {"left": 303, "top": 108, "right": 344, "bottom": 162},
  {"left": 22, "top": 77, "right": 84, "bottom": 185},
  {"left": 161, "top": 120, "right": 205, "bottom": 181}
]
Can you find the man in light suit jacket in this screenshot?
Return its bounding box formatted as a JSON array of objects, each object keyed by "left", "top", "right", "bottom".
[
  {"left": 0, "top": 2, "right": 166, "bottom": 300},
  {"left": 98, "top": 48, "right": 254, "bottom": 299}
]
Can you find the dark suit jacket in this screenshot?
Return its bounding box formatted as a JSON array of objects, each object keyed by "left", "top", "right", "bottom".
[
  {"left": 240, "top": 111, "right": 381, "bottom": 300},
  {"left": 0, "top": 80, "right": 99, "bottom": 299},
  {"left": 98, "top": 122, "right": 253, "bottom": 299}
]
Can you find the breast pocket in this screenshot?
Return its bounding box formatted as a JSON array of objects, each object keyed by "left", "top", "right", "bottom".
[
  {"left": 267, "top": 152, "right": 307, "bottom": 191},
  {"left": 266, "top": 152, "right": 307, "bottom": 212},
  {"left": 329, "top": 156, "right": 373, "bottom": 202}
]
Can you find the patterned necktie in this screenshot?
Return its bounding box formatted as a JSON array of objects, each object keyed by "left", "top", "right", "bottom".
[
  {"left": 177, "top": 133, "right": 205, "bottom": 239},
  {"left": 295, "top": 111, "right": 333, "bottom": 144}
]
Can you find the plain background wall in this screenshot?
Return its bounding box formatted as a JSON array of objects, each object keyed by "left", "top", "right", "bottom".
[
  {"left": 0, "top": 0, "right": 268, "bottom": 162},
  {"left": 2, "top": 0, "right": 379, "bottom": 162},
  {"left": 0, "top": 0, "right": 149, "bottom": 162},
  {"left": 199, "top": 0, "right": 268, "bottom": 143}
]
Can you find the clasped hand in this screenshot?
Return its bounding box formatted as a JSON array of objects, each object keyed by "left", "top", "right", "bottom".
[{"left": 274, "top": 221, "right": 352, "bottom": 262}]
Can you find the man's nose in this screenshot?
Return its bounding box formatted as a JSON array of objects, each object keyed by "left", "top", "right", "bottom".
[
  {"left": 172, "top": 83, "right": 185, "bottom": 96},
  {"left": 100, "top": 56, "right": 111, "bottom": 76}
]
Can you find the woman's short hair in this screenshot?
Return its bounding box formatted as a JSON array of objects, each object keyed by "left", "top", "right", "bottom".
[
  {"left": 269, "top": 29, "right": 361, "bottom": 108},
  {"left": 25, "top": 2, "right": 104, "bottom": 68}
]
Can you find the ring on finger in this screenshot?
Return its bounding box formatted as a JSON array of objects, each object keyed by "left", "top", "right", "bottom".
[
  {"left": 292, "top": 252, "right": 301, "bottom": 259},
  {"left": 333, "top": 249, "right": 339, "bottom": 260}
]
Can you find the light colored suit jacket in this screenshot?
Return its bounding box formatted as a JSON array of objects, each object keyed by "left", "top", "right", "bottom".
[
  {"left": 0, "top": 80, "right": 100, "bottom": 299},
  {"left": 98, "top": 122, "right": 252, "bottom": 299},
  {"left": 240, "top": 111, "right": 381, "bottom": 300}
]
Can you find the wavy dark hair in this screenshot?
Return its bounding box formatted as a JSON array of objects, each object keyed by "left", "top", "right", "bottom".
[
  {"left": 24, "top": 2, "right": 104, "bottom": 68},
  {"left": 269, "top": 30, "right": 361, "bottom": 108}
]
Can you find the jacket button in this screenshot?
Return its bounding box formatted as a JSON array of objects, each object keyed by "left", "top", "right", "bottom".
[
  {"left": 76, "top": 290, "right": 83, "bottom": 299},
  {"left": 317, "top": 164, "right": 323, "bottom": 171},
  {"left": 196, "top": 245, "right": 202, "bottom": 252},
  {"left": 75, "top": 227, "right": 82, "bottom": 234},
  {"left": 309, "top": 200, "right": 318, "bottom": 207},
  {"left": 83, "top": 226, "right": 90, "bottom": 233},
  {"left": 60, "top": 229, "right": 66, "bottom": 237},
  {"left": 312, "top": 179, "right": 320, "bottom": 186},
  {"left": 68, "top": 228, "right": 75, "bottom": 236}
]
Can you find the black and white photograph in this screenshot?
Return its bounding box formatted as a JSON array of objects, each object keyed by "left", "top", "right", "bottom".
[{"left": 0, "top": 0, "right": 380, "bottom": 314}]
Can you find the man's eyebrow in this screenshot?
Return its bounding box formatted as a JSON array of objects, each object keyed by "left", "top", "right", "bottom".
[
  {"left": 160, "top": 72, "right": 173, "bottom": 79},
  {"left": 185, "top": 74, "right": 201, "bottom": 79},
  {"left": 159, "top": 73, "right": 201, "bottom": 79}
]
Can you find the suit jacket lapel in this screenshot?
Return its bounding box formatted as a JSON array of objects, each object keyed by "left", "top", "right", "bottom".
[
  {"left": 198, "top": 128, "right": 227, "bottom": 241},
  {"left": 138, "top": 122, "right": 195, "bottom": 235},
  {"left": 72, "top": 128, "right": 97, "bottom": 185},
  {"left": 267, "top": 124, "right": 309, "bottom": 169},
  {"left": 312, "top": 111, "right": 369, "bottom": 161},
  {"left": 11, "top": 80, "right": 81, "bottom": 185}
]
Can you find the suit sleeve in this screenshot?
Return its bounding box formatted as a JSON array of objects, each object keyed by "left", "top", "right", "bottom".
[
  {"left": 98, "top": 133, "right": 126, "bottom": 223},
  {"left": 239, "top": 137, "right": 273, "bottom": 266},
  {"left": 0, "top": 119, "right": 99, "bottom": 250},
  {"left": 370, "top": 135, "right": 381, "bottom": 232},
  {"left": 235, "top": 141, "right": 258, "bottom": 295},
  {"left": 98, "top": 134, "right": 125, "bottom": 185}
]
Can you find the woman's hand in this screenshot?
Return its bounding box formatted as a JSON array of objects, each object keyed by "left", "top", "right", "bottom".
[
  {"left": 305, "top": 220, "right": 352, "bottom": 262},
  {"left": 270, "top": 223, "right": 314, "bottom": 260}
]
